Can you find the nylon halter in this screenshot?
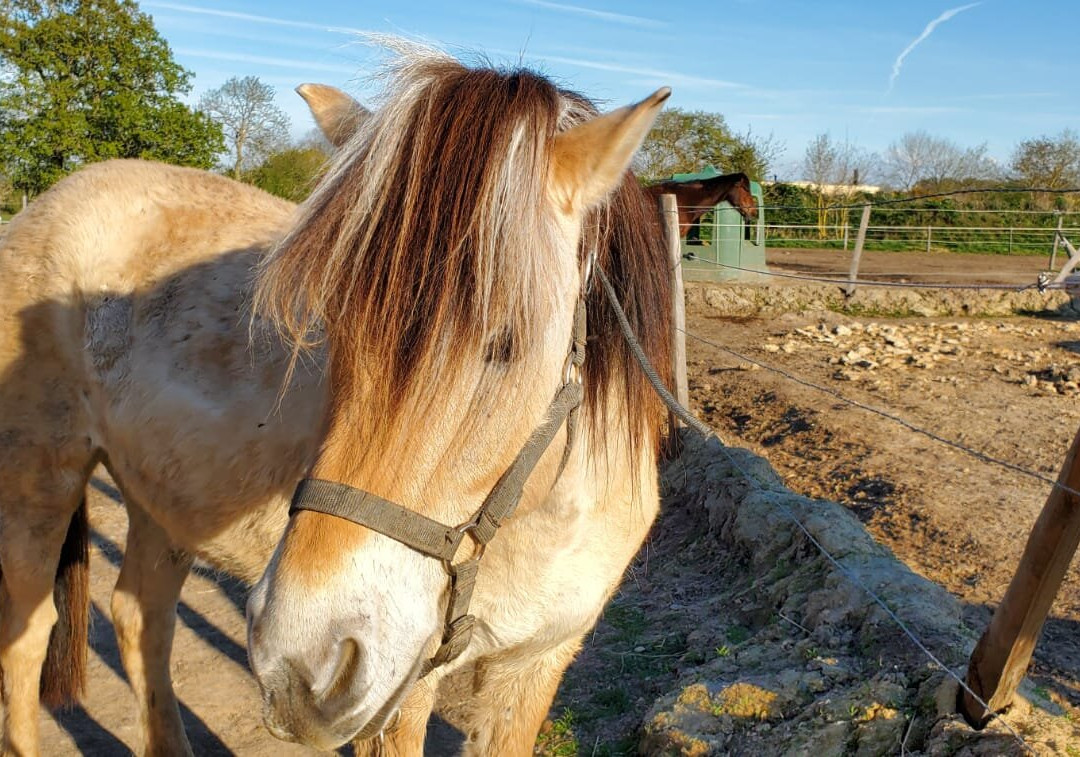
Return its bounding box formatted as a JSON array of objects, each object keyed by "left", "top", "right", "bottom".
[{"left": 289, "top": 252, "right": 594, "bottom": 674}]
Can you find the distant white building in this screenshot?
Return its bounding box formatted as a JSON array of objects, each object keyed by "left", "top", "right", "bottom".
[{"left": 766, "top": 180, "right": 882, "bottom": 195}]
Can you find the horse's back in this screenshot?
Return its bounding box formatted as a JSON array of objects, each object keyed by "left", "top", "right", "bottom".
[{"left": 0, "top": 161, "right": 324, "bottom": 577}]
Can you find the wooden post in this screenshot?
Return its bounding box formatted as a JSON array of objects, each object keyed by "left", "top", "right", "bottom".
[
  {"left": 926, "top": 225, "right": 932, "bottom": 253},
  {"left": 960, "top": 423, "right": 1080, "bottom": 727},
  {"left": 1008, "top": 227, "right": 1014, "bottom": 255},
  {"left": 843, "top": 221, "right": 850, "bottom": 251},
  {"left": 846, "top": 204, "right": 871, "bottom": 297},
  {"left": 1051, "top": 214, "right": 1064, "bottom": 270},
  {"left": 661, "top": 193, "right": 688, "bottom": 442}
]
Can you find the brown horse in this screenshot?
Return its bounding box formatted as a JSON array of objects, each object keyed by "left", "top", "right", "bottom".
[
  {"left": 0, "top": 45, "right": 672, "bottom": 756},
  {"left": 645, "top": 171, "right": 758, "bottom": 242}
]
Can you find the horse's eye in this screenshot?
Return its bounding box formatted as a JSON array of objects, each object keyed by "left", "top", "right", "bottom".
[{"left": 484, "top": 329, "right": 517, "bottom": 363}]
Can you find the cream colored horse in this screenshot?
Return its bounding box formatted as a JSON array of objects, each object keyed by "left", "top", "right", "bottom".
[{"left": 0, "top": 46, "right": 671, "bottom": 756}]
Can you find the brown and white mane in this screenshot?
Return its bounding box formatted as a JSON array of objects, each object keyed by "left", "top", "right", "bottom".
[{"left": 256, "top": 55, "right": 671, "bottom": 472}]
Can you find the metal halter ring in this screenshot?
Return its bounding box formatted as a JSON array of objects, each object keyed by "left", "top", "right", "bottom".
[
  {"left": 442, "top": 520, "right": 486, "bottom": 573},
  {"left": 562, "top": 350, "right": 583, "bottom": 385}
]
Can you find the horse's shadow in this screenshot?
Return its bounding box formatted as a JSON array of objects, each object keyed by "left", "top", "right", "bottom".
[{"left": 48, "top": 599, "right": 233, "bottom": 755}]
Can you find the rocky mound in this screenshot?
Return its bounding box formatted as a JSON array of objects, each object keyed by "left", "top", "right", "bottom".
[
  {"left": 634, "top": 432, "right": 1078, "bottom": 755},
  {"left": 686, "top": 282, "right": 1079, "bottom": 319}
]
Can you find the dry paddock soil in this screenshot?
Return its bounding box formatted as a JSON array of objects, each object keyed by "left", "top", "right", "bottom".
[
  {"left": 682, "top": 248, "right": 1080, "bottom": 710},
  {"left": 33, "top": 247, "right": 1080, "bottom": 754}
]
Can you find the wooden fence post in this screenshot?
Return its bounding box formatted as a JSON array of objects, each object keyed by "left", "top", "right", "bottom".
[
  {"left": 846, "top": 204, "right": 871, "bottom": 297},
  {"left": 1051, "top": 214, "right": 1064, "bottom": 270},
  {"left": 926, "top": 225, "right": 932, "bottom": 253},
  {"left": 959, "top": 423, "right": 1080, "bottom": 726},
  {"left": 661, "top": 193, "right": 688, "bottom": 443}
]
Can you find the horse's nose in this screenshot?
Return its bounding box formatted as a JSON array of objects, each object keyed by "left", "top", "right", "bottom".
[
  {"left": 310, "top": 637, "right": 367, "bottom": 715},
  {"left": 252, "top": 635, "right": 372, "bottom": 748}
]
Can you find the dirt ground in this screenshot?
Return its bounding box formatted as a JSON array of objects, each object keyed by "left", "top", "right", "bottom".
[
  {"left": 35, "top": 247, "right": 1080, "bottom": 754},
  {"left": 682, "top": 247, "right": 1080, "bottom": 715}
]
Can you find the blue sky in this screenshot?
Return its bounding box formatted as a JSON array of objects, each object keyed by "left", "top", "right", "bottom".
[{"left": 141, "top": 1, "right": 1079, "bottom": 179}]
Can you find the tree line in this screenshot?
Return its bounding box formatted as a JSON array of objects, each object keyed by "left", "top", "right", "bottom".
[
  {"left": 3, "top": 0, "right": 1079, "bottom": 231},
  {"left": 789, "top": 130, "right": 1080, "bottom": 237}
]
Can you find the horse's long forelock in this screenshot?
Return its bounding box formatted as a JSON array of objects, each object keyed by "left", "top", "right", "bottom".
[{"left": 255, "top": 50, "right": 672, "bottom": 465}]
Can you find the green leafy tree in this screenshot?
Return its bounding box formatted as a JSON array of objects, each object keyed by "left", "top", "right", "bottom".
[
  {"left": 0, "top": 0, "right": 223, "bottom": 197},
  {"left": 1011, "top": 129, "right": 1080, "bottom": 188},
  {"left": 0, "top": 170, "right": 15, "bottom": 215},
  {"left": 200, "top": 76, "right": 290, "bottom": 179},
  {"left": 246, "top": 142, "right": 329, "bottom": 202},
  {"left": 635, "top": 108, "right": 782, "bottom": 183}
]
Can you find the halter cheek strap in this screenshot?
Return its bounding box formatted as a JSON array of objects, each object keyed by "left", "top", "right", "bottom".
[{"left": 289, "top": 293, "right": 587, "bottom": 673}]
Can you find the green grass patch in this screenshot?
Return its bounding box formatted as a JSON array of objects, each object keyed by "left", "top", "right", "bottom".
[
  {"left": 590, "top": 687, "right": 632, "bottom": 718},
  {"left": 535, "top": 708, "right": 578, "bottom": 756},
  {"left": 603, "top": 604, "right": 647, "bottom": 643},
  {"left": 725, "top": 625, "right": 751, "bottom": 644}
]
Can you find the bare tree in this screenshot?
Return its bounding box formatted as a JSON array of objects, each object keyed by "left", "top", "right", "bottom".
[
  {"left": 199, "top": 76, "right": 290, "bottom": 179},
  {"left": 802, "top": 133, "right": 875, "bottom": 237},
  {"left": 886, "top": 130, "right": 1000, "bottom": 191}
]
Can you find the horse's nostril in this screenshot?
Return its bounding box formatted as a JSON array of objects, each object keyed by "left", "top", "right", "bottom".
[{"left": 313, "top": 637, "right": 365, "bottom": 707}]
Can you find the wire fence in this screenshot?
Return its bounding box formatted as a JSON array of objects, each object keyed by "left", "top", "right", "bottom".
[
  {"left": 672, "top": 320, "right": 1072, "bottom": 754},
  {"left": 598, "top": 268, "right": 1041, "bottom": 752},
  {"left": 680, "top": 204, "right": 1078, "bottom": 256},
  {"left": 766, "top": 222, "right": 1078, "bottom": 255},
  {"left": 642, "top": 186, "right": 1080, "bottom": 752}
]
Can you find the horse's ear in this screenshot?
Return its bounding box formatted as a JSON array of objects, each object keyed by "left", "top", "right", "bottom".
[
  {"left": 551, "top": 87, "right": 670, "bottom": 214},
  {"left": 296, "top": 83, "right": 370, "bottom": 148}
]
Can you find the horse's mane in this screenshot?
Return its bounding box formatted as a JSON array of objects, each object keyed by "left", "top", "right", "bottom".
[
  {"left": 255, "top": 46, "right": 670, "bottom": 464},
  {"left": 645, "top": 171, "right": 750, "bottom": 196}
]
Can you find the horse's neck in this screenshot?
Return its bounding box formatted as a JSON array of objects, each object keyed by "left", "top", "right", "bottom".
[{"left": 694, "top": 179, "right": 738, "bottom": 208}]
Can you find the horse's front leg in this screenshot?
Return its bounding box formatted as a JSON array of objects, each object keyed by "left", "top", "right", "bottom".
[
  {"left": 351, "top": 677, "right": 436, "bottom": 757},
  {"left": 460, "top": 637, "right": 582, "bottom": 757},
  {"left": 110, "top": 503, "right": 194, "bottom": 757}
]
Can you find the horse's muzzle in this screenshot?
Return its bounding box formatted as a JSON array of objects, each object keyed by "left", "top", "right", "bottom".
[
  {"left": 247, "top": 582, "right": 376, "bottom": 748},
  {"left": 255, "top": 645, "right": 373, "bottom": 749}
]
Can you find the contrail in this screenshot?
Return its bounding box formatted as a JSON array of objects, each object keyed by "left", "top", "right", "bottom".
[{"left": 887, "top": 3, "right": 980, "bottom": 93}]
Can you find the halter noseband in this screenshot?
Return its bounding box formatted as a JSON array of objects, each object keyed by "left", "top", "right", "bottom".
[{"left": 288, "top": 260, "right": 591, "bottom": 674}]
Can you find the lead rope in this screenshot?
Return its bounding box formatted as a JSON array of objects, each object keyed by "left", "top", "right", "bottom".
[{"left": 594, "top": 268, "right": 710, "bottom": 437}]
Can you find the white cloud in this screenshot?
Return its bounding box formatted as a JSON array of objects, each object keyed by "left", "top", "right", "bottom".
[
  {"left": 513, "top": 0, "right": 665, "bottom": 28},
  {"left": 175, "top": 48, "right": 357, "bottom": 74},
  {"left": 526, "top": 52, "right": 744, "bottom": 89},
  {"left": 143, "top": 2, "right": 373, "bottom": 36},
  {"left": 859, "top": 105, "right": 967, "bottom": 115}
]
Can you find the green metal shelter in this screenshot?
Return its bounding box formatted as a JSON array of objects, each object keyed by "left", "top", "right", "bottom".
[{"left": 668, "top": 166, "right": 768, "bottom": 282}]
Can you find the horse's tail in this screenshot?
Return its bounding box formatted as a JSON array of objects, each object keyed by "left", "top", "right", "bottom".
[{"left": 40, "top": 495, "right": 91, "bottom": 709}]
